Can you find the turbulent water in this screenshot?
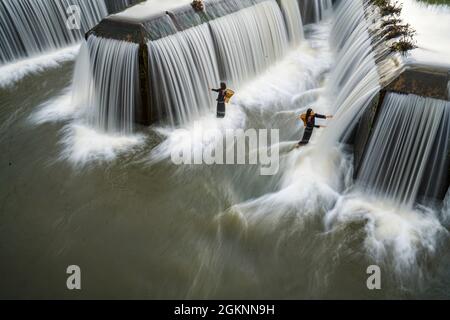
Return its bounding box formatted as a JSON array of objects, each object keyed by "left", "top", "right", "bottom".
[
  {"left": 73, "top": 36, "right": 140, "bottom": 134},
  {"left": 358, "top": 93, "right": 450, "bottom": 206},
  {"left": 1, "top": 0, "right": 450, "bottom": 299},
  {"left": 401, "top": 0, "right": 450, "bottom": 67},
  {"left": 78, "top": 0, "right": 293, "bottom": 131},
  {"left": 0, "top": 0, "right": 136, "bottom": 85},
  {"left": 0, "top": 0, "right": 107, "bottom": 65},
  {"left": 148, "top": 23, "right": 220, "bottom": 125}
]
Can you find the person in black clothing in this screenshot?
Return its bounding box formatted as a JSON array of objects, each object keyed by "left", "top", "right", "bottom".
[
  {"left": 211, "top": 82, "right": 227, "bottom": 118},
  {"left": 296, "top": 108, "right": 332, "bottom": 148}
]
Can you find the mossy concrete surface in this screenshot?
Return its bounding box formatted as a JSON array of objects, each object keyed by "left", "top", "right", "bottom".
[{"left": 385, "top": 66, "right": 450, "bottom": 101}]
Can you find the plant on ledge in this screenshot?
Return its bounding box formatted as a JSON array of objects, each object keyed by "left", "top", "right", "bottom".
[
  {"left": 369, "top": 0, "right": 418, "bottom": 55},
  {"left": 191, "top": 0, "right": 205, "bottom": 12}
]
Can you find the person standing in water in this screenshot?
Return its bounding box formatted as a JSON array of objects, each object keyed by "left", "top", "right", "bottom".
[
  {"left": 296, "top": 108, "right": 333, "bottom": 148},
  {"left": 211, "top": 82, "right": 227, "bottom": 118}
]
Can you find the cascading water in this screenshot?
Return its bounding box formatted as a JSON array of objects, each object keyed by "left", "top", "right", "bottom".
[
  {"left": 358, "top": 93, "right": 450, "bottom": 206},
  {"left": 313, "top": 0, "right": 450, "bottom": 208},
  {"left": 80, "top": 0, "right": 301, "bottom": 131},
  {"left": 279, "top": 0, "right": 304, "bottom": 46},
  {"left": 142, "top": 14, "right": 179, "bottom": 40},
  {"left": 148, "top": 24, "right": 220, "bottom": 125},
  {"left": 298, "top": 0, "right": 332, "bottom": 25},
  {"left": 148, "top": 0, "right": 290, "bottom": 125},
  {"left": 5, "top": 0, "right": 450, "bottom": 300},
  {"left": 400, "top": 0, "right": 450, "bottom": 67},
  {"left": 72, "top": 36, "right": 140, "bottom": 134},
  {"left": 0, "top": 0, "right": 138, "bottom": 66},
  {"left": 209, "top": 1, "right": 289, "bottom": 87},
  {"left": 0, "top": 0, "right": 107, "bottom": 65},
  {"left": 320, "top": 0, "right": 401, "bottom": 147},
  {"left": 203, "top": 0, "right": 256, "bottom": 18},
  {"left": 104, "top": 0, "right": 139, "bottom": 13}
]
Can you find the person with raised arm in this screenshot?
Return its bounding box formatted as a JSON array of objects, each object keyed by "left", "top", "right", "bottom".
[{"left": 296, "top": 108, "right": 333, "bottom": 148}]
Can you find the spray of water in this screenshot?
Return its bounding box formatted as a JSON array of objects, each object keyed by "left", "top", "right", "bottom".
[
  {"left": 0, "top": 0, "right": 107, "bottom": 66},
  {"left": 319, "top": 0, "right": 402, "bottom": 147},
  {"left": 148, "top": 24, "right": 220, "bottom": 125},
  {"left": 401, "top": 0, "right": 450, "bottom": 67},
  {"left": 26, "top": 0, "right": 450, "bottom": 294},
  {"left": 73, "top": 36, "right": 140, "bottom": 134},
  {"left": 0, "top": 0, "right": 139, "bottom": 84},
  {"left": 358, "top": 93, "right": 450, "bottom": 206}
]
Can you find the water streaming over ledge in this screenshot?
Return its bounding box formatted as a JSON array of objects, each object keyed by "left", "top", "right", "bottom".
[
  {"left": 358, "top": 93, "right": 450, "bottom": 207},
  {"left": 148, "top": 24, "right": 220, "bottom": 125},
  {"left": 299, "top": 0, "right": 332, "bottom": 24},
  {"left": 320, "top": 0, "right": 402, "bottom": 146},
  {"left": 209, "top": 1, "right": 289, "bottom": 87},
  {"left": 73, "top": 36, "right": 140, "bottom": 134},
  {"left": 279, "top": 0, "right": 304, "bottom": 46},
  {"left": 75, "top": 0, "right": 313, "bottom": 131},
  {"left": 3, "top": 0, "right": 450, "bottom": 299},
  {"left": 0, "top": 0, "right": 136, "bottom": 66}
]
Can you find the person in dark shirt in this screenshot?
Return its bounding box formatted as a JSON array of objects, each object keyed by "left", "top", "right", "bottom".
[
  {"left": 296, "top": 108, "right": 332, "bottom": 148},
  {"left": 211, "top": 82, "right": 227, "bottom": 118}
]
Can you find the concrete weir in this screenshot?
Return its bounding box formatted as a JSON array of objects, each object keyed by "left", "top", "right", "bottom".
[
  {"left": 85, "top": 0, "right": 273, "bottom": 126},
  {"left": 353, "top": 66, "right": 450, "bottom": 201}
]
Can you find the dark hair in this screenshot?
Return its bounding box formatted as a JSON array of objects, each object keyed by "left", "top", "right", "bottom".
[
  {"left": 220, "top": 82, "right": 227, "bottom": 90},
  {"left": 306, "top": 108, "right": 313, "bottom": 119}
]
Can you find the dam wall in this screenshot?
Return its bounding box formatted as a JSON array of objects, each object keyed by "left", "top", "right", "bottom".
[
  {"left": 328, "top": 0, "right": 450, "bottom": 204},
  {"left": 82, "top": 0, "right": 330, "bottom": 128},
  {"left": 353, "top": 66, "right": 450, "bottom": 202},
  {"left": 0, "top": 0, "right": 143, "bottom": 66}
]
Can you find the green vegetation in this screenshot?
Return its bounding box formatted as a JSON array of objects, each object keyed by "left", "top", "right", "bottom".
[{"left": 369, "top": 0, "right": 418, "bottom": 54}]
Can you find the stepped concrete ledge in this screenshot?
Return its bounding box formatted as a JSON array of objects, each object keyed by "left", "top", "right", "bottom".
[
  {"left": 86, "top": 0, "right": 266, "bottom": 43},
  {"left": 85, "top": 0, "right": 269, "bottom": 125},
  {"left": 353, "top": 65, "right": 450, "bottom": 201},
  {"left": 384, "top": 66, "right": 450, "bottom": 101}
]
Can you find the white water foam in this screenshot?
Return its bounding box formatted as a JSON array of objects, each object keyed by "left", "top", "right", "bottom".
[
  {"left": 150, "top": 24, "right": 333, "bottom": 165},
  {"left": 325, "top": 193, "right": 447, "bottom": 275},
  {"left": 401, "top": 0, "right": 450, "bottom": 67},
  {"left": 29, "top": 88, "right": 77, "bottom": 125},
  {"left": 30, "top": 88, "right": 145, "bottom": 167},
  {"left": 59, "top": 123, "right": 145, "bottom": 167},
  {"left": 0, "top": 45, "right": 80, "bottom": 88},
  {"left": 211, "top": 5, "right": 449, "bottom": 279},
  {"left": 26, "top": 2, "right": 449, "bottom": 282}
]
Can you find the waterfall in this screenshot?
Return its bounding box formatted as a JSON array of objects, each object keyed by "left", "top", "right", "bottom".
[
  {"left": 0, "top": 0, "right": 108, "bottom": 65},
  {"left": 203, "top": 0, "right": 255, "bottom": 18},
  {"left": 148, "top": 24, "right": 220, "bottom": 125},
  {"left": 147, "top": 0, "right": 290, "bottom": 126},
  {"left": 104, "top": 0, "right": 138, "bottom": 14},
  {"left": 319, "top": 0, "right": 401, "bottom": 147},
  {"left": 0, "top": 0, "right": 138, "bottom": 66},
  {"left": 143, "top": 14, "right": 179, "bottom": 40},
  {"left": 317, "top": 0, "right": 450, "bottom": 207},
  {"left": 72, "top": 36, "right": 140, "bottom": 134},
  {"left": 298, "top": 0, "right": 332, "bottom": 25},
  {"left": 209, "top": 0, "right": 289, "bottom": 87},
  {"left": 73, "top": 0, "right": 305, "bottom": 132},
  {"left": 358, "top": 93, "right": 450, "bottom": 206},
  {"left": 279, "top": 0, "right": 304, "bottom": 46}
]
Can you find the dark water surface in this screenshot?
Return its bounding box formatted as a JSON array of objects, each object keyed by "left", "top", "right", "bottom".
[{"left": 1, "top": 23, "right": 450, "bottom": 300}]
